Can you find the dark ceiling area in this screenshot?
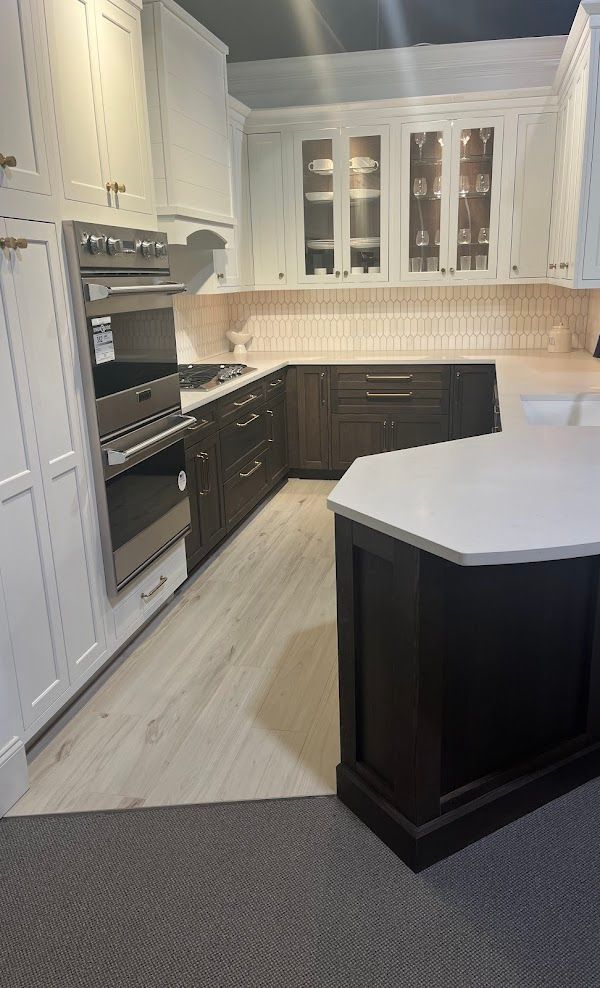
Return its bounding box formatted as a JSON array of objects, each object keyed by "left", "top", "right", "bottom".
[{"left": 179, "top": 0, "right": 580, "bottom": 62}]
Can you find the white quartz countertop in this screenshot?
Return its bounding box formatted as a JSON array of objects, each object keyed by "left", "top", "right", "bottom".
[{"left": 180, "top": 348, "right": 600, "bottom": 566}]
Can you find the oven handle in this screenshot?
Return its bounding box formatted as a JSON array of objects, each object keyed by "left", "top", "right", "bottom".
[
  {"left": 86, "top": 282, "right": 187, "bottom": 302},
  {"left": 105, "top": 414, "right": 196, "bottom": 466}
]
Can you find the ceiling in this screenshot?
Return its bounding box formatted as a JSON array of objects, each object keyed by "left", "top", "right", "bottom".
[{"left": 178, "top": 0, "right": 580, "bottom": 62}]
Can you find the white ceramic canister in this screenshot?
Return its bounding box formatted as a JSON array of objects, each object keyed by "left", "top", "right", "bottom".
[{"left": 547, "top": 322, "right": 572, "bottom": 353}]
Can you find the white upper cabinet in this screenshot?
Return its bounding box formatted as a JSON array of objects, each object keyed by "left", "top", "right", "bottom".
[
  {"left": 141, "top": 0, "right": 232, "bottom": 235},
  {"left": 510, "top": 113, "right": 558, "bottom": 280},
  {"left": 45, "top": 0, "right": 153, "bottom": 213},
  {"left": 294, "top": 128, "right": 342, "bottom": 285},
  {"left": 342, "top": 127, "right": 389, "bottom": 283},
  {"left": 248, "top": 132, "right": 287, "bottom": 286},
  {"left": 400, "top": 120, "right": 452, "bottom": 282},
  {"left": 0, "top": 220, "right": 106, "bottom": 733},
  {"left": 0, "top": 0, "right": 51, "bottom": 198}
]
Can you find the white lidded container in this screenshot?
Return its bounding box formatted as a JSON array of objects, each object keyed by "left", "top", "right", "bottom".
[{"left": 547, "top": 321, "right": 571, "bottom": 353}]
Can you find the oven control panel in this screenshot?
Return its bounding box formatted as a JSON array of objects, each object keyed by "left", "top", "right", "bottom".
[{"left": 71, "top": 221, "right": 170, "bottom": 271}]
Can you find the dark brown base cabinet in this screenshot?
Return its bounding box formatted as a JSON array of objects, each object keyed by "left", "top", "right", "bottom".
[
  {"left": 450, "top": 365, "right": 496, "bottom": 439},
  {"left": 266, "top": 392, "right": 288, "bottom": 485},
  {"left": 334, "top": 516, "right": 600, "bottom": 871},
  {"left": 295, "top": 366, "right": 330, "bottom": 470},
  {"left": 185, "top": 433, "right": 226, "bottom": 570}
]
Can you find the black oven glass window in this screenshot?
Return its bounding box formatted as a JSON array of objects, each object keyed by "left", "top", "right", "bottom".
[
  {"left": 106, "top": 440, "right": 187, "bottom": 551},
  {"left": 89, "top": 307, "right": 179, "bottom": 399}
]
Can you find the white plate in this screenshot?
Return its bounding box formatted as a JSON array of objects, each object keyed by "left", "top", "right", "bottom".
[
  {"left": 350, "top": 189, "right": 381, "bottom": 202},
  {"left": 349, "top": 165, "right": 379, "bottom": 175},
  {"left": 305, "top": 191, "right": 334, "bottom": 203},
  {"left": 306, "top": 239, "right": 335, "bottom": 249},
  {"left": 350, "top": 237, "right": 381, "bottom": 248},
  {"left": 309, "top": 167, "right": 333, "bottom": 176}
]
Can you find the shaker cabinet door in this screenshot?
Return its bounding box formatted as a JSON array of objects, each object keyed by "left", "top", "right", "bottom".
[
  {"left": 95, "top": 0, "right": 153, "bottom": 214},
  {"left": 296, "top": 367, "right": 330, "bottom": 470},
  {"left": 248, "top": 132, "right": 287, "bottom": 286},
  {"left": 45, "top": 0, "right": 111, "bottom": 206},
  {"left": 0, "top": 0, "right": 51, "bottom": 197},
  {"left": 510, "top": 113, "right": 557, "bottom": 280}
]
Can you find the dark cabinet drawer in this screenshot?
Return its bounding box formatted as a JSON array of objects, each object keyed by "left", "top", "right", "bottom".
[
  {"left": 217, "top": 380, "right": 266, "bottom": 426},
  {"left": 330, "top": 365, "right": 450, "bottom": 391},
  {"left": 224, "top": 449, "right": 269, "bottom": 529},
  {"left": 331, "top": 388, "right": 449, "bottom": 416},
  {"left": 264, "top": 369, "right": 287, "bottom": 397},
  {"left": 220, "top": 406, "right": 269, "bottom": 478},
  {"left": 183, "top": 402, "right": 217, "bottom": 448}
]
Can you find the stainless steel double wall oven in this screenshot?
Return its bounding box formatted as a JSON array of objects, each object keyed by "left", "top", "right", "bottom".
[{"left": 64, "top": 221, "right": 193, "bottom": 597}]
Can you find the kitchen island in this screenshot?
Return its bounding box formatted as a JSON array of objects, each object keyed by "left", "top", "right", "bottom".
[{"left": 328, "top": 354, "right": 600, "bottom": 871}]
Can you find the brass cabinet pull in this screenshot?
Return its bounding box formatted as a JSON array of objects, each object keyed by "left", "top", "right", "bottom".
[
  {"left": 106, "top": 180, "right": 126, "bottom": 193},
  {"left": 239, "top": 460, "right": 262, "bottom": 479},
  {"left": 233, "top": 393, "right": 257, "bottom": 408},
  {"left": 548, "top": 263, "right": 557, "bottom": 270},
  {"left": 559, "top": 261, "right": 569, "bottom": 270},
  {"left": 266, "top": 408, "right": 274, "bottom": 442},
  {"left": 236, "top": 412, "right": 259, "bottom": 428},
  {"left": 365, "top": 374, "right": 413, "bottom": 382},
  {"left": 320, "top": 370, "right": 327, "bottom": 406},
  {"left": 141, "top": 574, "right": 167, "bottom": 599},
  {"left": 0, "top": 154, "right": 17, "bottom": 168},
  {"left": 187, "top": 418, "right": 209, "bottom": 431},
  {"left": 0, "top": 237, "right": 28, "bottom": 250},
  {"left": 366, "top": 391, "right": 413, "bottom": 399}
]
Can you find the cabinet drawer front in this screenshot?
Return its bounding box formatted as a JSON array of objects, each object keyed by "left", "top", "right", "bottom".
[
  {"left": 331, "top": 366, "right": 450, "bottom": 390},
  {"left": 220, "top": 407, "right": 269, "bottom": 478},
  {"left": 183, "top": 403, "right": 217, "bottom": 448},
  {"left": 218, "top": 381, "right": 266, "bottom": 425},
  {"left": 264, "top": 369, "right": 287, "bottom": 396},
  {"left": 113, "top": 540, "right": 187, "bottom": 643},
  {"left": 224, "top": 451, "right": 269, "bottom": 529},
  {"left": 332, "top": 389, "right": 449, "bottom": 415}
]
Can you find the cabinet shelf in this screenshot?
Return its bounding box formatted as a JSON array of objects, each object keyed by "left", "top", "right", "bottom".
[{"left": 410, "top": 154, "right": 492, "bottom": 166}]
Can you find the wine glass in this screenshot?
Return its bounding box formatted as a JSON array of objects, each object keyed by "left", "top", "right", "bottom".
[
  {"left": 437, "top": 134, "right": 444, "bottom": 151},
  {"left": 459, "top": 174, "right": 470, "bottom": 197},
  {"left": 461, "top": 130, "right": 471, "bottom": 156},
  {"left": 475, "top": 173, "right": 490, "bottom": 194},
  {"left": 414, "top": 132, "right": 427, "bottom": 159},
  {"left": 478, "top": 227, "right": 489, "bottom": 245},
  {"left": 413, "top": 177, "right": 427, "bottom": 198},
  {"left": 458, "top": 228, "right": 471, "bottom": 245},
  {"left": 434, "top": 229, "right": 441, "bottom": 246},
  {"left": 416, "top": 229, "right": 429, "bottom": 247},
  {"left": 433, "top": 175, "right": 442, "bottom": 198},
  {"left": 480, "top": 128, "right": 492, "bottom": 156}
]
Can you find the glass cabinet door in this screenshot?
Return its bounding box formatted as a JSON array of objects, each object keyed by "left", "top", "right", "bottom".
[
  {"left": 342, "top": 128, "right": 388, "bottom": 281},
  {"left": 296, "top": 131, "right": 341, "bottom": 282},
  {"left": 400, "top": 122, "right": 451, "bottom": 280},
  {"left": 449, "top": 118, "right": 503, "bottom": 279}
]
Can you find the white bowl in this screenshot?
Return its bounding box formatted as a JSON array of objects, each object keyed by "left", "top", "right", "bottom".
[{"left": 226, "top": 329, "right": 253, "bottom": 357}]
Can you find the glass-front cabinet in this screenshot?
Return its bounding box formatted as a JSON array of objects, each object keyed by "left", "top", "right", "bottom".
[
  {"left": 295, "top": 127, "right": 389, "bottom": 283},
  {"left": 400, "top": 116, "right": 503, "bottom": 281}
]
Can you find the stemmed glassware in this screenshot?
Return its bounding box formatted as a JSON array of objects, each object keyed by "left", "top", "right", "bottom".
[
  {"left": 414, "top": 132, "right": 427, "bottom": 159},
  {"left": 480, "top": 128, "right": 492, "bottom": 156},
  {"left": 413, "top": 177, "right": 427, "bottom": 198},
  {"left": 461, "top": 130, "right": 471, "bottom": 156},
  {"left": 416, "top": 229, "right": 429, "bottom": 247},
  {"left": 433, "top": 175, "right": 442, "bottom": 198}
]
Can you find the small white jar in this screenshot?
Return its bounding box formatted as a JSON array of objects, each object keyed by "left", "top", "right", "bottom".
[{"left": 547, "top": 322, "right": 571, "bottom": 353}]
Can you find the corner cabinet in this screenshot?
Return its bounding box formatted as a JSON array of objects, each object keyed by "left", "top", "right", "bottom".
[
  {"left": 295, "top": 367, "right": 330, "bottom": 470},
  {"left": 45, "top": 0, "right": 153, "bottom": 214},
  {"left": 450, "top": 365, "right": 496, "bottom": 439},
  {"left": 400, "top": 116, "right": 503, "bottom": 282},
  {"left": 294, "top": 126, "right": 389, "bottom": 285}
]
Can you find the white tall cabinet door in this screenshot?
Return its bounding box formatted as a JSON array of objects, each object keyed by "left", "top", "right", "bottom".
[
  {"left": 294, "top": 129, "right": 343, "bottom": 285},
  {"left": 0, "top": 223, "right": 69, "bottom": 728},
  {"left": 448, "top": 116, "right": 504, "bottom": 280},
  {"left": 7, "top": 220, "right": 106, "bottom": 692},
  {"left": 248, "top": 132, "right": 287, "bottom": 286},
  {"left": 96, "top": 0, "right": 153, "bottom": 214},
  {"left": 341, "top": 126, "right": 389, "bottom": 283},
  {"left": 510, "top": 113, "right": 557, "bottom": 279},
  {"left": 400, "top": 120, "right": 452, "bottom": 282},
  {"left": 0, "top": 0, "right": 51, "bottom": 197},
  {"left": 45, "top": 0, "right": 110, "bottom": 206}
]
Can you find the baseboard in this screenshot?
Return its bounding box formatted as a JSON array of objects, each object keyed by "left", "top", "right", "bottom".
[
  {"left": 288, "top": 468, "right": 343, "bottom": 480},
  {"left": 0, "top": 737, "right": 28, "bottom": 816}
]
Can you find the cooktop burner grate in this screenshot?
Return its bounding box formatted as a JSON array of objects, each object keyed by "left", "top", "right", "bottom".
[{"left": 178, "top": 363, "right": 252, "bottom": 391}]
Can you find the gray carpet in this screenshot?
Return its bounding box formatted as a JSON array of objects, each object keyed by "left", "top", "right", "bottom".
[{"left": 1, "top": 786, "right": 599, "bottom": 988}]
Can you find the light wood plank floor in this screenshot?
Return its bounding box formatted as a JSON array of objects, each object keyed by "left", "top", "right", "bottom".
[{"left": 8, "top": 480, "right": 340, "bottom": 816}]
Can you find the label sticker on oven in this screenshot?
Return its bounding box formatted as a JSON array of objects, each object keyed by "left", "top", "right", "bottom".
[
  {"left": 178, "top": 470, "right": 187, "bottom": 492},
  {"left": 91, "top": 316, "right": 115, "bottom": 365}
]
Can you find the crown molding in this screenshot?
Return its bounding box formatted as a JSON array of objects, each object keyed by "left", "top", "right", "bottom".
[{"left": 228, "top": 35, "right": 567, "bottom": 110}]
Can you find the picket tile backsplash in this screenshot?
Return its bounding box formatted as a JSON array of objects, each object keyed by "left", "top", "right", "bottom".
[{"left": 175, "top": 284, "right": 590, "bottom": 360}]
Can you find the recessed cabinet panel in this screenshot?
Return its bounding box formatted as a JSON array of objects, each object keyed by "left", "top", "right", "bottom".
[
  {"left": 331, "top": 414, "right": 387, "bottom": 471},
  {"left": 0, "top": 0, "right": 50, "bottom": 196},
  {"left": 248, "top": 132, "right": 287, "bottom": 286},
  {"left": 296, "top": 131, "right": 342, "bottom": 283},
  {"left": 343, "top": 128, "right": 389, "bottom": 282},
  {"left": 46, "top": 0, "right": 110, "bottom": 206},
  {"left": 96, "top": 0, "right": 152, "bottom": 213},
  {"left": 510, "top": 113, "right": 557, "bottom": 279}
]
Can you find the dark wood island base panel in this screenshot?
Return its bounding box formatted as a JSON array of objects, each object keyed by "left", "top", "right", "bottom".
[{"left": 334, "top": 515, "right": 600, "bottom": 871}]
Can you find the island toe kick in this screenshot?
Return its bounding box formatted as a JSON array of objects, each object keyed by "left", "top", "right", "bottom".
[{"left": 334, "top": 516, "right": 600, "bottom": 872}]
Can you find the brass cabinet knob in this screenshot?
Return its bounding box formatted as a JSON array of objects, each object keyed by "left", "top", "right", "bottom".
[
  {"left": 0, "top": 154, "right": 17, "bottom": 168},
  {"left": 559, "top": 261, "right": 568, "bottom": 269},
  {"left": 449, "top": 267, "right": 455, "bottom": 274},
  {"left": 0, "top": 237, "right": 27, "bottom": 250},
  {"left": 512, "top": 264, "right": 518, "bottom": 272},
  {"left": 548, "top": 263, "right": 557, "bottom": 270},
  {"left": 278, "top": 272, "right": 284, "bottom": 279},
  {"left": 440, "top": 267, "right": 446, "bottom": 274},
  {"left": 106, "top": 180, "right": 126, "bottom": 193}
]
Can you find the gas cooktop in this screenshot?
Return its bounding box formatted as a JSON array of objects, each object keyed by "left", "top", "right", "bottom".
[{"left": 178, "top": 363, "right": 256, "bottom": 391}]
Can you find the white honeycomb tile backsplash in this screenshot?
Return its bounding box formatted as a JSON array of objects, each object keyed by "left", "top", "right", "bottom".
[{"left": 174, "top": 284, "right": 591, "bottom": 361}]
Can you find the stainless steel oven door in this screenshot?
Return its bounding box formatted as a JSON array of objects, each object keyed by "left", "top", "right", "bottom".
[
  {"left": 83, "top": 276, "right": 186, "bottom": 437},
  {"left": 102, "top": 413, "right": 194, "bottom": 591}
]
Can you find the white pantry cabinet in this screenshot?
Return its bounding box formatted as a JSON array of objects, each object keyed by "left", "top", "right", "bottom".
[
  {"left": 0, "top": 220, "right": 106, "bottom": 734},
  {"left": 45, "top": 0, "right": 153, "bottom": 214},
  {"left": 248, "top": 132, "right": 288, "bottom": 286},
  {"left": 509, "top": 112, "right": 558, "bottom": 279},
  {"left": 0, "top": 0, "right": 51, "bottom": 199}
]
